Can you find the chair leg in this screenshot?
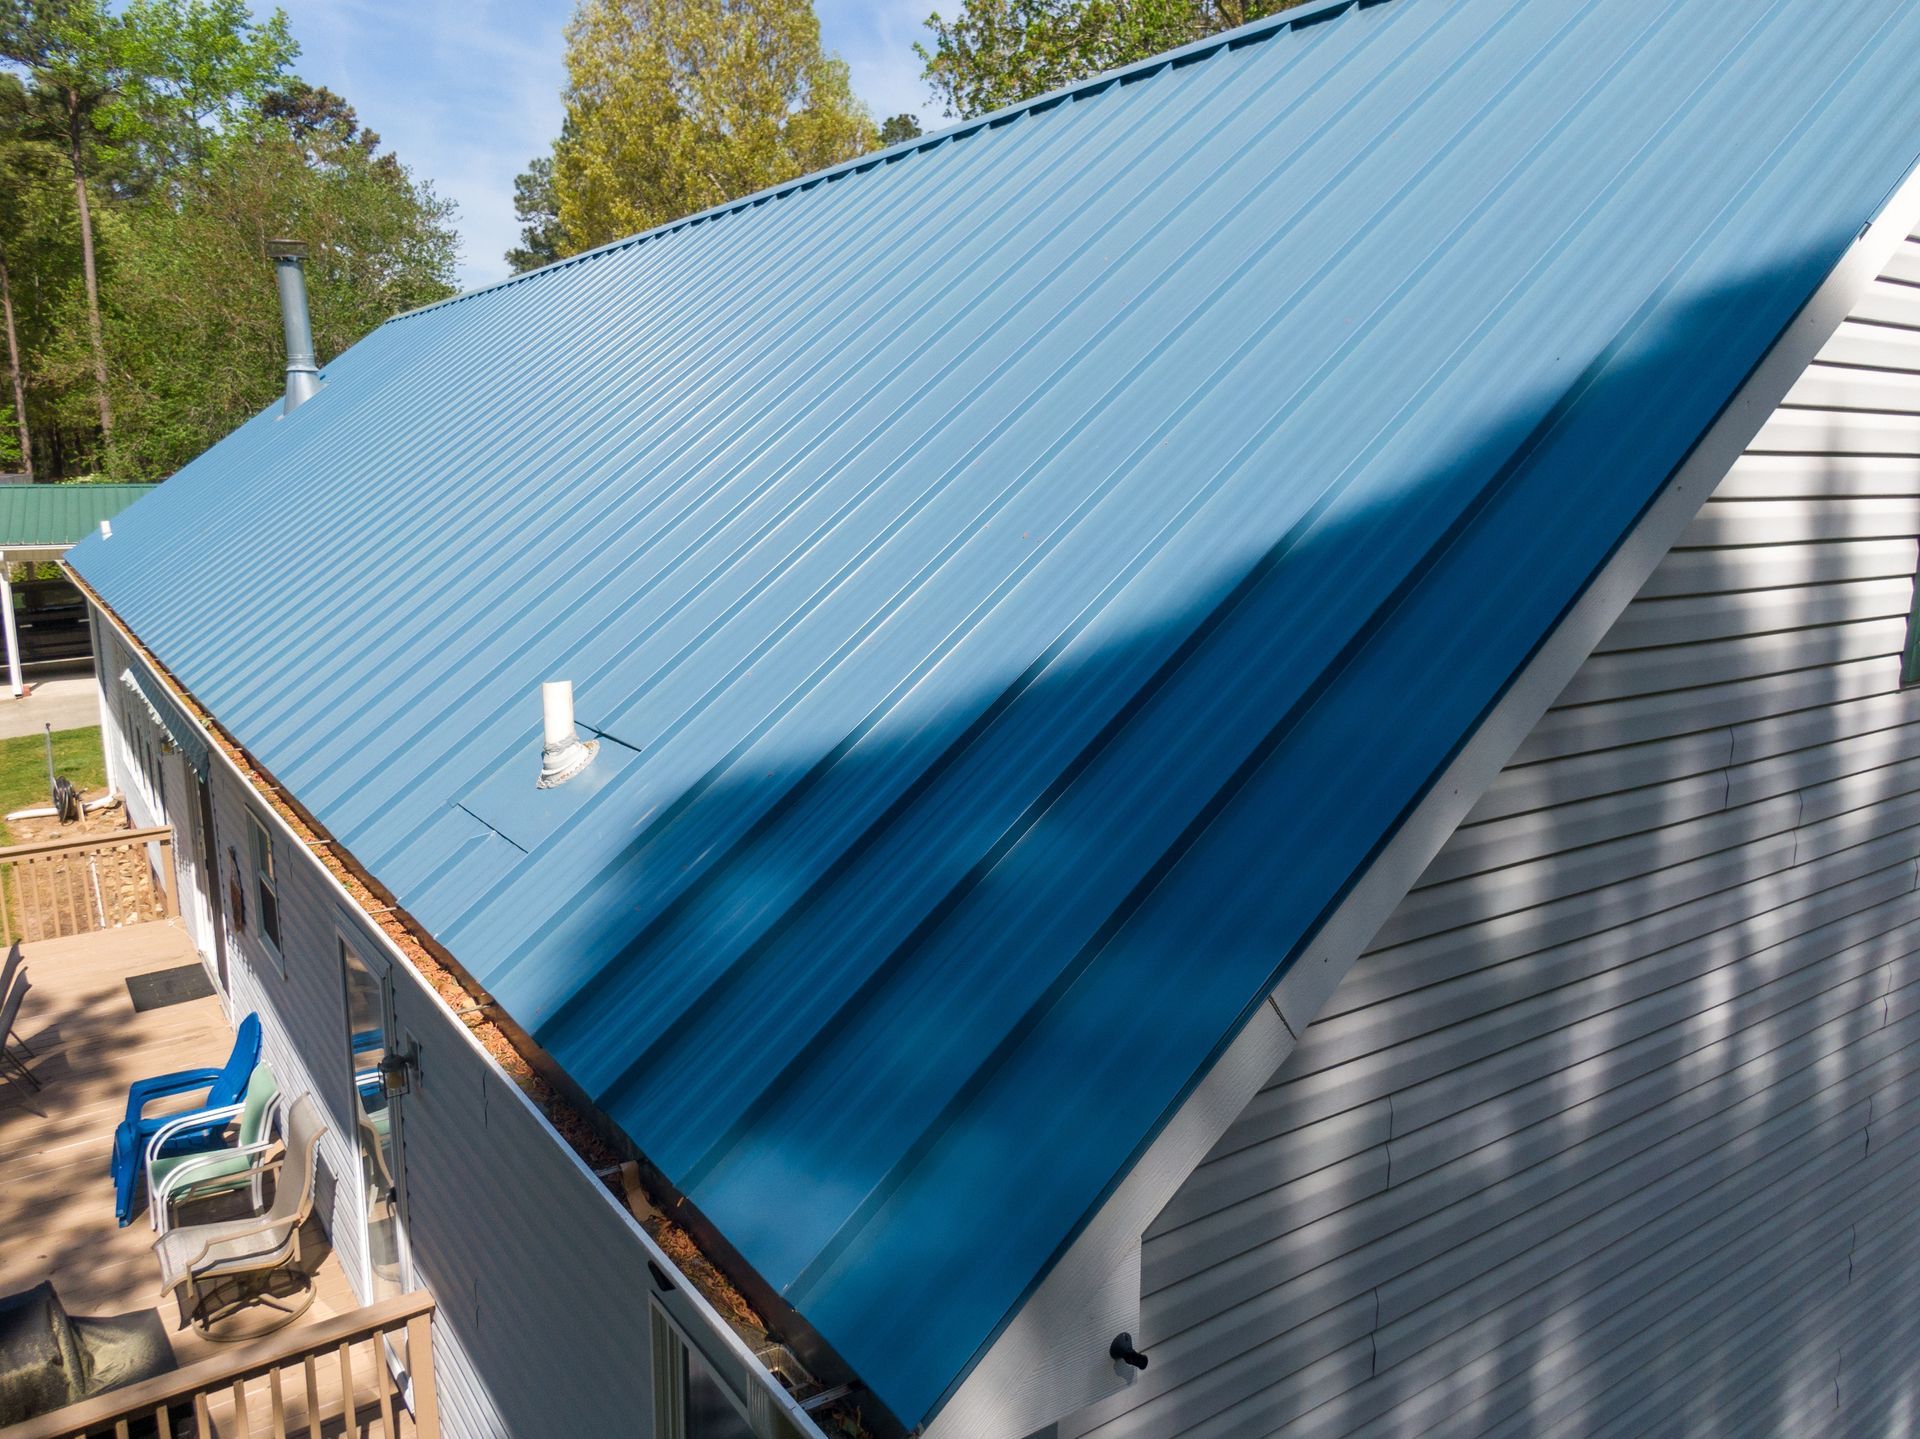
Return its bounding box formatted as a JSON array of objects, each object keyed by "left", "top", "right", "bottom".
[
  {"left": 8, "top": 1025, "right": 33, "bottom": 1059},
  {"left": 0, "top": 1045, "right": 37, "bottom": 1091},
  {"left": 190, "top": 1267, "right": 316, "bottom": 1341}
]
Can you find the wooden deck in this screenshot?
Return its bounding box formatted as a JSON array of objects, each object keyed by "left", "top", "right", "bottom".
[{"left": 0, "top": 920, "right": 358, "bottom": 1373}]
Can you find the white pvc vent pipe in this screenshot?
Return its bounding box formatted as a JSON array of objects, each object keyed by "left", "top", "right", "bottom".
[{"left": 537, "top": 680, "right": 598, "bottom": 789}]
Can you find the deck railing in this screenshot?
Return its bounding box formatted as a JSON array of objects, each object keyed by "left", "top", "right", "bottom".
[
  {"left": 0, "top": 826, "right": 175, "bottom": 942},
  {"left": 1, "top": 1291, "right": 439, "bottom": 1439}
]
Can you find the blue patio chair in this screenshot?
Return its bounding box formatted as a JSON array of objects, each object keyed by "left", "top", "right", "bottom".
[{"left": 108, "top": 1013, "right": 260, "bottom": 1227}]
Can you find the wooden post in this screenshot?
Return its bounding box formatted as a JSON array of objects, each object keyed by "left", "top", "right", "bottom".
[
  {"left": 159, "top": 834, "right": 179, "bottom": 916},
  {"left": 406, "top": 1310, "right": 440, "bottom": 1437},
  {"left": 0, "top": 554, "right": 21, "bottom": 699}
]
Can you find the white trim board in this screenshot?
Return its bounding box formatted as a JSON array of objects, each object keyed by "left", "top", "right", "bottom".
[{"left": 924, "top": 161, "right": 1920, "bottom": 1439}]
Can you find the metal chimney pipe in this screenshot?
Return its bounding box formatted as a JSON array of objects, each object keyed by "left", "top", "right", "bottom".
[
  {"left": 266, "top": 238, "right": 321, "bottom": 414},
  {"left": 537, "top": 680, "right": 598, "bottom": 788}
]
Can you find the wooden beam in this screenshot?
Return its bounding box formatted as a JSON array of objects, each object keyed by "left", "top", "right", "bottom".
[{"left": 0, "top": 825, "right": 172, "bottom": 862}]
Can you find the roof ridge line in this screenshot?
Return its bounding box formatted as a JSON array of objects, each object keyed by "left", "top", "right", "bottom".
[{"left": 385, "top": 0, "right": 1377, "bottom": 324}]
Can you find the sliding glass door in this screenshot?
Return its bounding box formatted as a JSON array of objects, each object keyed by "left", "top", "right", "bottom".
[{"left": 340, "top": 935, "right": 409, "bottom": 1303}]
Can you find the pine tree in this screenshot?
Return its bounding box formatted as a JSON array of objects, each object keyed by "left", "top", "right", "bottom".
[
  {"left": 0, "top": 0, "right": 121, "bottom": 440},
  {"left": 506, "top": 151, "right": 568, "bottom": 273}
]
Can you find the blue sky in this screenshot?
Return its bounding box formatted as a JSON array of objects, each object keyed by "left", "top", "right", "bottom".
[{"left": 265, "top": 0, "right": 938, "bottom": 291}]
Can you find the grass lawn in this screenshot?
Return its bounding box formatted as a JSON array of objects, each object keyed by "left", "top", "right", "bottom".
[{"left": 0, "top": 726, "right": 106, "bottom": 844}]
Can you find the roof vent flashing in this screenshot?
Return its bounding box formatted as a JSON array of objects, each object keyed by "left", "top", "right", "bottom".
[{"left": 537, "top": 680, "right": 598, "bottom": 789}]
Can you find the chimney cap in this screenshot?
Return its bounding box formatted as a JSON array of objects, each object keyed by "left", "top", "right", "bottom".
[{"left": 265, "top": 238, "right": 309, "bottom": 260}]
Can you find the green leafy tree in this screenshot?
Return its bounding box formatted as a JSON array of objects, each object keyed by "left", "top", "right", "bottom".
[
  {"left": 878, "top": 112, "right": 922, "bottom": 146},
  {"left": 917, "top": 0, "right": 1302, "bottom": 118},
  {"left": 0, "top": 0, "right": 295, "bottom": 452},
  {"left": 0, "top": 0, "right": 122, "bottom": 438},
  {"left": 0, "top": 67, "right": 94, "bottom": 477},
  {"left": 262, "top": 80, "right": 378, "bottom": 158},
  {"left": 0, "top": 73, "right": 41, "bottom": 471},
  {"left": 0, "top": 255, "right": 25, "bottom": 470},
  {"left": 100, "top": 109, "right": 456, "bottom": 477},
  {"left": 103, "top": 0, "right": 296, "bottom": 177},
  {"left": 551, "top": 0, "right": 876, "bottom": 252}
]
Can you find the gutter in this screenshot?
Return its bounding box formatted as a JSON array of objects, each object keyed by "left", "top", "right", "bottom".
[{"left": 68, "top": 566, "right": 839, "bottom": 1439}]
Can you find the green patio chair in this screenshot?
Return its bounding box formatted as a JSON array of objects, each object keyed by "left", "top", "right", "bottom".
[{"left": 144, "top": 1065, "right": 280, "bottom": 1231}]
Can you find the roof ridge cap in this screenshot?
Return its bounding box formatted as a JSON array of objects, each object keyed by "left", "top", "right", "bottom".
[{"left": 385, "top": 0, "right": 1377, "bottom": 324}]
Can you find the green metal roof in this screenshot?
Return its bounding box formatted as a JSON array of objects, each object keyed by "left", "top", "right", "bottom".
[{"left": 0, "top": 484, "right": 158, "bottom": 548}]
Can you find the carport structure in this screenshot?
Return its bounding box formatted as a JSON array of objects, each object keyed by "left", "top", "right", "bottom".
[{"left": 0, "top": 484, "right": 156, "bottom": 696}]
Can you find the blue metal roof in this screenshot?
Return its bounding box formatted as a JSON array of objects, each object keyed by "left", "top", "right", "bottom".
[{"left": 73, "top": 0, "right": 1920, "bottom": 1423}]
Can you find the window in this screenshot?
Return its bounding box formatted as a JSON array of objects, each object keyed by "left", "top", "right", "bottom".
[
  {"left": 247, "top": 811, "right": 282, "bottom": 957},
  {"left": 651, "top": 1304, "right": 755, "bottom": 1439},
  {"left": 126, "top": 699, "right": 158, "bottom": 805},
  {"left": 683, "top": 1353, "right": 753, "bottom": 1439},
  {"left": 120, "top": 692, "right": 168, "bottom": 810},
  {"left": 142, "top": 730, "right": 163, "bottom": 802},
  {"left": 1905, "top": 549, "right": 1920, "bottom": 687}
]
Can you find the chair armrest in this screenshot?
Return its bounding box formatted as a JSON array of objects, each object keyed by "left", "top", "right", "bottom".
[
  {"left": 155, "top": 1137, "right": 282, "bottom": 1229},
  {"left": 144, "top": 1101, "right": 242, "bottom": 1170},
  {"left": 153, "top": 1137, "right": 282, "bottom": 1232},
  {"left": 156, "top": 1212, "right": 300, "bottom": 1285},
  {"left": 126, "top": 1068, "right": 220, "bottom": 1119}
]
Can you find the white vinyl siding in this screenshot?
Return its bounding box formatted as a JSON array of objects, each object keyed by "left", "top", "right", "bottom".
[
  {"left": 98, "top": 635, "right": 668, "bottom": 1438},
  {"left": 1059, "top": 231, "right": 1920, "bottom": 1439}
]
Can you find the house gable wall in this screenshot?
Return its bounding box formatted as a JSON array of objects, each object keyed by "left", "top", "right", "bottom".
[{"left": 1055, "top": 227, "right": 1920, "bottom": 1439}]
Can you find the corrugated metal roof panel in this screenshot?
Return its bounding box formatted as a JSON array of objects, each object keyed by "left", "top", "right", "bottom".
[
  {"left": 70, "top": 0, "right": 1920, "bottom": 1423},
  {"left": 0, "top": 484, "right": 158, "bottom": 547}
]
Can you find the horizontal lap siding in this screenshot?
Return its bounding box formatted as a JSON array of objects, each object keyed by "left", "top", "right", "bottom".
[
  {"left": 203, "top": 756, "right": 372, "bottom": 1301},
  {"left": 392, "top": 995, "right": 657, "bottom": 1439},
  {"left": 98, "top": 625, "right": 165, "bottom": 833},
  {"left": 1060, "top": 235, "right": 1920, "bottom": 1439},
  {"left": 208, "top": 758, "right": 661, "bottom": 1438},
  {"left": 98, "top": 626, "right": 659, "bottom": 1438}
]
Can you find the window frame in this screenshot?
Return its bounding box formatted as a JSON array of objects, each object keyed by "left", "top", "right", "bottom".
[
  {"left": 1904, "top": 548, "right": 1920, "bottom": 688},
  {"left": 126, "top": 696, "right": 160, "bottom": 809},
  {"left": 649, "top": 1300, "right": 759, "bottom": 1439},
  {"left": 246, "top": 809, "right": 284, "bottom": 970}
]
